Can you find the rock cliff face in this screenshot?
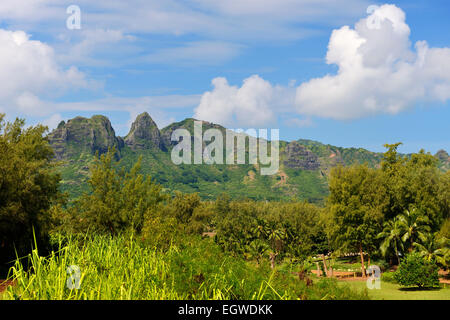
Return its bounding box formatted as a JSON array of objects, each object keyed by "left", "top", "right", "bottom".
[
  {"left": 160, "top": 118, "right": 226, "bottom": 149},
  {"left": 124, "top": 112, "right": 164, "bottom": 150},
  {"left": 435, "top": 149, "right": 450, "bottom": 171},
  {"left": 48, "top": 115, "right": 124, "bottom": 159},
  {"left": 283, "top": 141, "right": 320, "bottom": 170},
  {"left": 436, "top": 149, "right": 449, "bottom": 162},
  {"left": 49, "top": 113, "right": 448, "bottom": 174}
]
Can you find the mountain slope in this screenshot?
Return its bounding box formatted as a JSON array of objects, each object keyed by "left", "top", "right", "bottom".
[{"left": 48, "top": 113, "right": 447, "bottom": 204}]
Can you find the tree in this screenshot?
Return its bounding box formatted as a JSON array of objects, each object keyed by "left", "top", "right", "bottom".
[
  {"left": 438, "top": 172, "right": 450, "bottom": 222},
  {"left": 246, "top": 239, "right": 269, "bottom": 266},
  {"left": 394, "top": 252, "right": 440, "bottom": 288},
  {"left": 251, "top": 218, "right": 268, "bottom": 239},
  {"left": 170, "top": 192, "right": 201, "bottom": 225},
  {"left": 413, "top": 232, "right": 449, "bottom": 269},
  {"left": 266, "top": 224, "right": 285, "bottom": 269},
  {"left": 64, "top": 148, "right": 165, "bottom": 235},
  {"left": 378, "top": 216, "right": 404, "bottom": 265},
  {"left": 380, "top": 143, "right": 444, "bottom": 228},
  {"left": 0, "top": 114, "right": 62, "bottom": 270},
  {"left": 398, "top": 207, "right": 430, "bottom": 252},
  {"left": 327, "top": 164, "right": 383, "bottom": 277}
]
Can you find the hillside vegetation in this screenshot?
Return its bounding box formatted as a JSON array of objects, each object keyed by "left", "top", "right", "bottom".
[{"left": 1, "top": 113, "right": 448, "bottom": 300}]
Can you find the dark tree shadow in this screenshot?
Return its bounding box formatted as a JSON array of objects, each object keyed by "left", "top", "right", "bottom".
[{"left": 399, "top": 286, "right": 442, "bottom": 292}]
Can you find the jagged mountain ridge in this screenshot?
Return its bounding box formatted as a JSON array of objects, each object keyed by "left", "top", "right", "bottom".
[
  {"left": 49, "top": 115, "right": 124, "bottom": 160},
  {"left": 48, "top": 113, "right": 448, "bottom": 203}
]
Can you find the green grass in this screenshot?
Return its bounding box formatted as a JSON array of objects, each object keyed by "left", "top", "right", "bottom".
[
  {"left": 1, "top": 234, "right": 368, "bottom": 300},
  {"left": 340, "top": 280, "right": 450, "bottom": 300}
]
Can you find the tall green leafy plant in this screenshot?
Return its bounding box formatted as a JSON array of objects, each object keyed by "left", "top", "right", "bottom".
[{"left": 394, "top": 252, "right": 440, "bottom": 288}]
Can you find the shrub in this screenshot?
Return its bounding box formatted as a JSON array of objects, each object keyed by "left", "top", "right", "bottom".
[
  {"left": 394, "top": 252, "right": 440, "bottom": 288},
  {"left": 381, "top": 271, "right": 397, "bottom": 284}
]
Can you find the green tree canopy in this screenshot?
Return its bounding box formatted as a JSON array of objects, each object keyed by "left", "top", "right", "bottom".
[
  {"left": 0, "top": 114, "right": 62, "bottom": 271},
  {"left": 327, "top": 164, "right": 384, "bottom": 276},
  {"left": 60, "top": 148, "right": 165, "bottom": 235},
  {"left": 380, "top": 143, "right": 445, "bottom": 228}
]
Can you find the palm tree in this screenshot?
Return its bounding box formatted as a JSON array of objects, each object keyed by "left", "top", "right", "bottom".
[
  {"left": 251, "top": 218, "right": 268, "bottom": 239},
  {"left": 413, "top": 232, "right": 450, "bottom": 268},
  {"left": 398, "top": 207, "right": 430, "bottom": 252},
  {"left": 378, "top": 216, "right": 404, "bottom": 265},
  {"left": 246, "top": 239, "right": 269, "bottom": 266}
]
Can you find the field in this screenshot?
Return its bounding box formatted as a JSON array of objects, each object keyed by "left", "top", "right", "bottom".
[
  {"left": 1, "top": 234, "right": 449, "bottom": 300},
  {"left": 0, "top": 234, "right": 368, "bottom": 300},
  {"left": 340, "top": 280, "right": 450, "bottom": 300}
]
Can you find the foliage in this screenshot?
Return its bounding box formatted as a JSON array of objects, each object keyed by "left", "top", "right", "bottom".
[
  {"left": 397, "top": 207, "right": 431, "bottom": 252},
  {"left": 328, "top": 143, "right": 450, "bottom": 270},
  {"left": 413, "top": 232, "right": 449, "bottom": 269},
  {"left": 394, "top": 252, "right": 440, "bottom": 288},
  {"left": 214, "top": 199, "right": 324, "bottom": 266},
  {"left": 378, "top": 216, "right": 404, "bottom": 265},
  {"left": 437, "top": 218, "right": 450, "bottom": 239},
  {"left": 54, "top": 148, "right": 166, "bottom": 235},
  {"left": 326, "top": 164, "right": 383, "bottom": 275},
  {"left": 380, "top": 143, "right": 445, "bottom": 228},
  {"left": 380, "top": 271, "right": 397, "bottom": 284},
  {"left": 2, "top": 234, "right": 368, "bottom": 300},
  {"left": 0, "top": 114, "right": 62, "bottom": 273}
]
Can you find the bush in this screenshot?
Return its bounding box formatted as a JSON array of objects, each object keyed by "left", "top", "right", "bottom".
[
  {"left": 394, "top": 252, "right": 440, "bottom": 288},
  {"left": 381, "top": 271, "right": 397, "bottom": 284}
]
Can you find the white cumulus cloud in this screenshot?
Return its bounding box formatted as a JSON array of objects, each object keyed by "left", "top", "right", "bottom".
[
  {"left": 194, "top": 4, "right": 450, "bottom": 127},
  {"left": 0, "top": 29, "right": 87, "bottom": 116},
  {"left": 194, "top": 75, "right": 295, "bottom": 127},
  {"left": 295, "top": 4, "right": 450, "bottom": 120}
]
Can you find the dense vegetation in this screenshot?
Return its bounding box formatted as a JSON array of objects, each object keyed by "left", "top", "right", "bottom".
[
  {"left": 2, "top": 235, "right": 368, "bottom": 300},
  {"left": 0, "top": 114, "right": 449, "bottom": 299},
  {"left": 50, "top": 114, "right": 390, "bottom": 204},
  {"left": 0, "top": 115, "right": 62, "bottom": 274}
]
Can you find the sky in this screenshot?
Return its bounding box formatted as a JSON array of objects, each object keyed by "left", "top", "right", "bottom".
[{"left": 0, "top": 0, "right": 449, "bottom": 154}]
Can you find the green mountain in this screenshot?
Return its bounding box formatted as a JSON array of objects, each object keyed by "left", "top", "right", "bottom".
[{"left": 48, "top": 113, "right": 447, "bottom": 204}]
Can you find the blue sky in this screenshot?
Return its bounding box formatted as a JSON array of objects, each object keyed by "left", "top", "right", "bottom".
[{"left": 0, "top": 0, "right": 449, "bottom": 154}]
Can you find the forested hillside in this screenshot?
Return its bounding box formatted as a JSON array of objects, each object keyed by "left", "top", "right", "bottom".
[{"left": 48, "top": 113, "right": 449, "bottom": 204}]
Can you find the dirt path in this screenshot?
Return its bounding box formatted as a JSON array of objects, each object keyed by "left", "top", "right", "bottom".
[{"left": 312, "top": 270, "right": 450, "bottom": 284}]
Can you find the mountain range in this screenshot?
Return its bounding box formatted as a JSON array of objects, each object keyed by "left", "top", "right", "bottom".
[{"left": 48, "top": 113, "right": 450, "bottom": 204}]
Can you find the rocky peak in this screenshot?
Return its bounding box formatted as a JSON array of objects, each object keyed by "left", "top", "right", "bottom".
[
  {"left": 435, "top": 149, "right": 449, "bottom": 162},
  {"left": 283, "top": 141, "right": 320, "bottom": 170},
  {"left": 48, "top": 115, "right": 124, "bottom": 159},
  {"left": 125, "top": 112, "right": 163, "bottom": 150},
  {"left": 160, "top": 118, "right": 228, "bottom": 150}
]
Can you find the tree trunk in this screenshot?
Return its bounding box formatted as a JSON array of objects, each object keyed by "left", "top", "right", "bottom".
[
  {"left": 359, "top": 243, "right": 366, "bottom": 278},
  {"left": 316, "top": 262, "right": 321, "bottom": 277},
  {"left": 321, "top": 254, "right": 329, "bottom": 277},
  {"left": 395, "top": 241, "right": 401, "bottom": 265},
  {"left": 269, "top": 252, "right": 278, "bottom": 269}
]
